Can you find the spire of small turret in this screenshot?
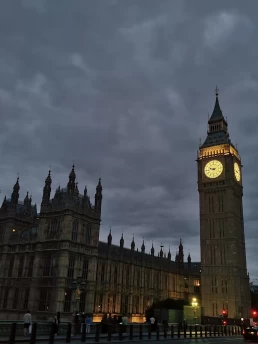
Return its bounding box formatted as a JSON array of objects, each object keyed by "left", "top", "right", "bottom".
[
  {"left": 160, "top": 245, "right": 164, "bottom": 258},
  {"left": 11, "top": 177, "right": 20, "bottom": 209},
  {"left": 95, "top": 178, "right": 102, "bottom": 212},
  {"left": 1, "top": 196, "right": 8, "bottom": 211},
  {"left": 168, "top": 246, "right": 171, "bottom": 260},
  {"left": 188, "top": 253, "right": 192, "bottom": 271},
  {"left": 120, "top": 233, "right": 124, "bottom": 249},
  {"left": 41, "top": 169, "right": 52, "bottom": 212},
  {"left": 131, "top": 235, "right": 135, "bottom": 251},
  {"left": 67, "top": 164, "right": 76, "bottom": 193},
  {"left": 141, "top": 239, "right": 145, "bottom": 253},
  {"left": 151, "top": 241, "right": 154, "bottom": 256},
  {"left": 107, "top": 226, "right": 112, "bottom": 246}
]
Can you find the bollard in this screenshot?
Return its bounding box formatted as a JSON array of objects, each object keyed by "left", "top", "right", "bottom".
[
  {"left": 189, "top": 325, "right": 192, "bottom": 338},
  {"left": 177, "top": 325, "right": 180, "bottom": 338},
  {"left": 204, "top": 326, "right": 207, "bottom": 337},
  {"left": 107, "top": 325, "right": 112, "bottom": 342},
  {"left": 200, "top": 326, "right": 202, "bottom": 337},
  {"left": 164, "top": 324, "right": 167, "bottom": 339},
  {"left": 66, "top": 323, "right": 71, "bottom": 343},
  {"left": 214, "top": 325, "right": 216, "bottom": 337},
  {"left": 129, "top": 324, "right": 133, "bottom": 340},
  {"left": 195, "top": 325, "right": 197, "bottom": 338},
  {"left": 232, "top": 326, "right": 234, "bottom": 336},
  {"left": 218, "top": 325, "right": 220, "bottom": 336},
  {"left": 156, "top": 325, "right": 160, "bottom": 341},
  {"left": 95, "top": 324, "right": 100, "bottom": 342},
  {"left": 81, "top": 323, "right": 86, "bottom": 343},
  {"left": 118, "top": 324, "right": 123, "bottom": 341},
  {"left": 148, "top": 325, "right": 151, "bottom": 339},
  {"left": 8, "top": 322, "right": 16, "bottom": 344},
  {"left": 30, "top": 323, "right": 37, "bottom": 344},
  {"left": 224, "top": 325, "right": 227, "bottom": 336},
  {"left": 171, "top": 325, "right": 174, "bottom": 338},
  {"left": 139, "top": 324, "right": 142, "bottom": 340},
  {"left": 48, "top": 323, "right": 56, "bottom": 344},
  {"left": 221, "top": 325, "right": 224, "bottom": 336},
  {"left": 183, "top": 326, "right": 186, "bottom": 338},
  {"left": 209, "top": 325, "right": 212, "bottom": 336}
]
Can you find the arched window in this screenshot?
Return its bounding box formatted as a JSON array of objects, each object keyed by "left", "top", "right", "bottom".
[
  {"left": 72, "top": 220, "right": 79, "bottom": 241},
  {"left": 85, "top": 223, "right": 91, "bottom": 245},
  {"left": 50, "top": 219, "right": 59, "bottom": 237}
]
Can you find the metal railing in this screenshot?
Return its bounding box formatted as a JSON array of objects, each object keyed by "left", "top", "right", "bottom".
[{"left": 1, "top": 322, "right": 243, "bottom": 343}]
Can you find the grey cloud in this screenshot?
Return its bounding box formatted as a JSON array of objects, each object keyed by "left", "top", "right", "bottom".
[{"left": 0, "top": 0, "right": 258, "bottom": 278}]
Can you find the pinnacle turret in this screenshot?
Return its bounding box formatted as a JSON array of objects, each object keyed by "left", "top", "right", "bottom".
[
  {"left": 67, "top": 165, "right": 76, "bottom": 193},
  {"left": 94, "top": 178, "right": 102, "bottom": 212},
  {"left": 107, "top": 227, "right": 112, "bottom": 246},
  {"left": 131, "top": 236, "right": 135, "bottom": 251},
  {"left": 120, "top": 233, "right": 124, "bottom": 249},
  {"left": 141, "top": 239, "right": 145, "bottom": 253},
  {"left": 11, "top": 177, "right": 20, "bottom": 209}
]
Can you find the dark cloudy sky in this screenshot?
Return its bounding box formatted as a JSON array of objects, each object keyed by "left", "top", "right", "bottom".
[{"left": 0, "top": 0, "right": 258, "bottom": 279}]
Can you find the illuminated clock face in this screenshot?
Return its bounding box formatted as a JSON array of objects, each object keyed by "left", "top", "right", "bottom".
[
  {"left": 234, "top": 162, "right": 241, "bottom": 181},
  {"left": 204, "top": 160, "right": 223, "bottom": 179}
]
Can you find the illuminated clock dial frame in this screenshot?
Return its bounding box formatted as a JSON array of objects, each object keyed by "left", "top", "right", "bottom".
[
  {"left": 234, "top": 162, "right": 241, "bottom": 182},
  {"left": 204, "top": 160, "right": 223, "bottom": 179}
]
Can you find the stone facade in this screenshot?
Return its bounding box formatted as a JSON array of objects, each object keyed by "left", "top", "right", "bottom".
[
  {"left": 0, "top": 166, "right": 200, "bottom": 322},
  {"left": 197, "top": 91, "right": 250, "bottom": 319}
]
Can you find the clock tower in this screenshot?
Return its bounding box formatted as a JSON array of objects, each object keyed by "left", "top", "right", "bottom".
[{"left": 197, "top": 88, "right": 250, "bottom": 319}]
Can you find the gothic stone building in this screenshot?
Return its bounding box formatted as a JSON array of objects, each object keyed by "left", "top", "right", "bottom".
[
  {"left": 0, "top": 166, "right": 200, "bottom": 321},
  {"left": 198, "top": 91, "right": 250, "bottom": 319}
]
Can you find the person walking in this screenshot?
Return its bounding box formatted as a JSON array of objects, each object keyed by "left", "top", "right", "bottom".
[
  {"left": 53, "top": 312, "right": 60, "bottom": 335},
  {"left": 85, "top": 314, "right": 92, "bottom": 333},
  {"left": 23, "top": 310, "right": 32, "bottom": 336}
]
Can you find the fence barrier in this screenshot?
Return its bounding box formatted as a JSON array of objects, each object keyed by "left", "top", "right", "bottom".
[{"left": 0, "top": 322, "right": 244, "bottom": 343}]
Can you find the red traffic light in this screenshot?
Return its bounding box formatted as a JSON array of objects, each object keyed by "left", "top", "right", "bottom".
[
  {"left": 222, "top": 310, "right": 226, "bottom": 314},
  {"left": 253, "top": 311, "right": 257, "bottom": 316}
]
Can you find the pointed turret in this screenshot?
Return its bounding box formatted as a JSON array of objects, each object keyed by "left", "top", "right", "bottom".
[
  {"left": 141, "top": 239, "right": 145, "bottom": 253},
  {"left": 107, "top": 227, "right": 112, "bottom": 246},
  {"left": 120, "top": 233, "right": 124, "bottom": 249},
  {"left": 24, "top": 191, "right": 32, "bottom": 216},
  {"left": 67, "top": 165, "right": 76, "bottom": 193},
  {"left": 188, "top": 253, "right": 192, "bottom": 271},
  {"left": 160, "top": 246, "right": 164, "bottom": 258},
  {"left": 11, "top": 177, "right": 20, "bottom": 210},
  {"left": 151, "top": 242, "right": 155, "bottom": 256},
  {"left": 94, "top": 178, "right": 102, "bottom": 212},
  {"left": 131, "top": 236, "right": 135, "bottom": 251},
  {"left": 41, "top": 169, "right": 52, "bottom": 212},
  {"left": 177, "top": 239, "right": 184, "bottom": 270},
  {"left": 1, "top": 196, "right": 8, "bottom": 211},
  {"left": 168, "top": 247, "right": 171, "bottom": 260}
]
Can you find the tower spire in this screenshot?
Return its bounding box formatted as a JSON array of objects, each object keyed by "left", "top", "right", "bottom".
[
  {"left": 200, "top": 87, "right": 231, "bottom": 149},
  {"left": 11, "top": 177, "right": 20, "bottom": 210},
  {"left": 67, "top": 164, "right": 76, "bottom": 193},
  {"left": 41, "top": 169, "right": 52, "bottom": 212}
]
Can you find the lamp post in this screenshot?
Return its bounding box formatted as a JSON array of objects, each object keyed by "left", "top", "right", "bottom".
[
  {"left": 191, "top": 297, "right": 198, "bottom": 325},
  {"left": 71, "top": 275, "right": 86, "bottom": 313}
]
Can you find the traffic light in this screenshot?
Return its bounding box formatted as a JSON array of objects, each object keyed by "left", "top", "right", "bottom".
[
  {"left": 222, "top": 310, "right": 228, "bottom": 318},
  {"left": 253, "top": 310, "right": 257, "bottom": 317}
]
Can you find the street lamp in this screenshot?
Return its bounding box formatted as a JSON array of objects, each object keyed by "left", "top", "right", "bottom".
[
  {"left": 71, "top": 275, "right": 86, "bottom": 313},
  {"left": 191, "top": 297, "right": 198, "bottom": 325}
]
